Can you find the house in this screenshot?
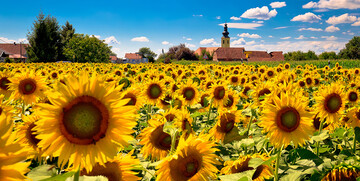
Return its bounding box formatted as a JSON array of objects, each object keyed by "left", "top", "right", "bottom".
[
  {"left": 194, "top": 23, "right": 284, "bottom": 62},
  {"left": 123, "top": 53, "right": 148, "bottom": 64},
  {"left": 0, "top": 43, "right": 28, "bottom": 62}
]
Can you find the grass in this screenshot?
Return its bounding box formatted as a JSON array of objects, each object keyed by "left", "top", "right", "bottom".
[{"left": 172, "top": 59, "right": 360, "bottom": 68}]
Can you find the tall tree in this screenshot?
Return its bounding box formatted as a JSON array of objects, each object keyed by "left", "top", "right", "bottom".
[
  {"left": 339, "top": 36, "right": 360, "bottom": 59},
  {"left": 26, "top": 12, "right": 62, "bottom": 62},
  {"left": 138, "top": 47, "right": 157, "bottom": 62},
  {"left": 59, "top": 21, "right": 75, "bottom": 61},
  {"left": 63, "top": 34, "right": 112, "bottom": 63}
]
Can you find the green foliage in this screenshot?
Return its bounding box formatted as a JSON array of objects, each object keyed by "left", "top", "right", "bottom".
[
  {"left": 166, "top": 44, "right": 198, "bottom": 61},
  {"left": 63, "top": 34, "right": 112, "bottom": 63},
  {"left": 59, "top": 21, "right": 75, "bottom": 61},
  {"left": 199, "top": 49, "right": 213, "bottom": 61},
  {"left": 138, "top": 47, "right": 157, "bottom": 61},
  {"left": 319, "top": 52, "right": 338, "bottom": 60},
  {"left": 339, "top": 36, "right": 360, "bottom": 59},
  {"left": 4, "top": 57, "right": 13, "bottom": 63},
  {"left": 26, "top": 12, "right": 62, "bottom": 62},
  {"left": 284, "top": 51, "right": 319, "bottom": 61}
]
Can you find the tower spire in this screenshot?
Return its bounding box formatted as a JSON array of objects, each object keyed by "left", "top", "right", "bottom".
[
  {"left": 222, "top": 23, "right": 229, "bottom": 38},
  {"left": 221, "top": 23, "right": 230, "bottom": 48}
]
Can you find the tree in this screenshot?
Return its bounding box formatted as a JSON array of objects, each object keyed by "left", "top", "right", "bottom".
[
  {"left": 166, "top": 44, "right": 197, "bottom": 61},
  {"left": 26, "top": 12, "right": 62, "bottom": 62},
  {"left": 305, "top": 50, "right": 318, "bottom": 60},
  {"left": 338, "top": 36, "right": 360, "bottom": 59},
  {"left": 137, "top": 47, "right": 157, "bottom": 63},
  {"left": 319, "top": 52, "right": 338, "bottom": 60},
  {"left": 63, "top": 34, "right": 112, "bottom": 63},
  {"left": 59, "top": 21, "right": 75, "bottom": 61}
]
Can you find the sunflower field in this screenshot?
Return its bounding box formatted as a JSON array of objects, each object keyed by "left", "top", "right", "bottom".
[{"left": 1, "top": 62, "right": 360, "bottom": 181}]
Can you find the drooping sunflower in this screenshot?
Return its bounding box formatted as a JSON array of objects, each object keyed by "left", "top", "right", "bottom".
[
  {"left": 222, "top": 89, "right": 240, "bottom": 110},
  {"left": 0, "top": 113, "right": 30, "bottom": 180},
  {"left": 156, "top": 135, "right": 220, "bottom": 181},
  {"left": 258, "top": 92, "right": 314, "bottom": 148},
  {"left": 209, "top": 108, "right": 241, "bottom": 143},
  {"left": 138, "top": 117, "right": 172, "bottom": 161},
  {"left": 178, "top": 80, "right": 199, "bottom": 106},
  {"left": 81, "top": 151, "right": 140, "bottom": 181},
  {"left": 174, "top": 110, "right": 194, "bottom": 138},
  {"left": 0, "top": 70, "right": 14, "bottom": 98},
  {"left": 322, "top": 165, "right": 360, "bottom": 181},
  {"left": 16, "top": 114, "right": 43, "bottom": 160},
  {"left": 35, "top": 72, "right": 137, "bottom": 172},
  {"left": 220, "top": 154, "right": 273, "bottom": 181},
  {"left": 346, "top": 107, "right": 360, "bottom": 128},
  {"left": 143, "top": 79, "right": 167, "bottom": 106},
  {"left": 121, "top": 84, "right": 145, "bottom": 110},
  {"left": 9, "top": 71, "right": 47, "bottom": 105},
  {"left": 251, "top": 81, "right": 274, "bottom": 106},
  {"left": 313, "top": 83, "right": 346, "bottom": 125}
]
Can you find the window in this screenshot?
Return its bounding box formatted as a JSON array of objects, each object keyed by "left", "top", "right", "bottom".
[
  {"left": 223, "top": 40, "right": 224, "bottom": 44},
  {"left": 227, "top": 40, "right": 229, "bottom": 44}
]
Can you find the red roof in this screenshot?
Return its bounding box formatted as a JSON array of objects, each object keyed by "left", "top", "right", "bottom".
[
  {"left": 125, "top": 53, "right": 142, "bottom": 60},
  {"left": 214, "top": 48, "right": 246, "bottom": 60},
  {"left": 0, "top": 43, "right": 28, "bottom": 55},
  {"left": 110, "top": 55, "right": 118, "bottom": 61}
]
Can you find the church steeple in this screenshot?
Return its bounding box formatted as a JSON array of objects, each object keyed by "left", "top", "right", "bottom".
[{"left": 221, "top": 23, "right": 230, "bottom": 48}]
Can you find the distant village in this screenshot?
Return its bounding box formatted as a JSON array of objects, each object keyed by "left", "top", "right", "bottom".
[{"left": 0, "top": 23, "right": 284, "bottom": 63}]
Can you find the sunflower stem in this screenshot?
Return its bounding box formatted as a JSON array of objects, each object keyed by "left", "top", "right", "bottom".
[
  {"left": 353, "top": 132, "right": 357, "bottom": 155},
  {"left": 316, "top": 120, "right": 325, "bottom": 157},
  {"left": 206, "top": 102, "right": 213, "bottom": 123},
  {"left": 147, "top": 104, "right": 151, "bottom": 121},
  {"left": 274, "top": 146, "right": 283, "bottom": 181},
  {"left": 73, "top": 168, "right": 80, "bottom": 181},
  {"left": 246, "top": 115, "right": 253, "bottom": 136},
  {"left": 22, "top": 100, "right": 26, "bottom": 115},
  {"left": 170, "top": 130, "right": 178, "bottom": 154}
]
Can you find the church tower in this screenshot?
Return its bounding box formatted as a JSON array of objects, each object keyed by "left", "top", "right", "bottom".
[{"left": 221, "top": 23, "right": 230, "bottom": 48}]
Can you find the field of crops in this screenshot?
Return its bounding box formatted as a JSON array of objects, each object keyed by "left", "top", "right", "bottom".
[
  {"left": 175, "top": 59, "right": 360, "bottom": 69},
  {"left": 1, "top": 62, "right": 360, "bottom": 181}
]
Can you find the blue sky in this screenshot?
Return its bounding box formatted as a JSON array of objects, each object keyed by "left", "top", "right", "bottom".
[{"left": 1, "top": 0, "right": 360, "bottom": 57}]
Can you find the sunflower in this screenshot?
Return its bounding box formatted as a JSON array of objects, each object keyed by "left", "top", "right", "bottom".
[
  {"left": 161, "top": 108, "right": 181, "bottom": 122},
  {"left": 222, "top": 89, "right": 239, "bottom": 110},
  {"left": 198, "top": 93, "right": 210, "bottom": 112},
  {"left": 81, "top": 151, "right": 140, "bottom": 181},
  {"left": 9, "top": 71, "right": 47, "bottom": 105},
  {"left": 251, "top": 81, "right": 274, "bottom": 106},
  {"left": 346, "top": 89, "right": 360, "bottom": 106},
  {"left": 258, "top": 92, "right": 314, "bottom": 148},
  {"left": 16, "top": 114, "right": 43, "bottom": 160},
  {"left": 240, "top": 83, "right": 252, "bottom": 99},
  {"left": 142, "top": 79, "right": 167, "bottom": 106},
  {"left": 156, "top": 135, "right": 220, "bottom": 181},
  {"left": 208, "top": 82, "right": 228, "bottom": 108},
  {"left": 220, "top": 154, "right": 273, "bottom": 181},
  {"left": 0, "top": 95, "right": 15, "bottom": 117},
  {"left": 322, "top": 165, "right": 360, "bottom": 181},
  {"left": 121, "top": 84, "right": 145, "bottom": 110},
  {"left": 0, "top": 70, "right": 13, "bottom": 98},
  {"left": 209, "top": 108, "right": 241, "bottom": 143},
  {"left": 0, "top": 113, "right": 30, "bottom": 180},
  {"left": 346, "top": 107, "right": 360, "bottom": 128},
  {"left": 138, "top": 118, "right": 172, "bottom": 161},
  {"left": 35, "top": 72, "right": 136, "bottom": 171},
  {"left": 174, "top": 110, "right": 194, "bottom": 138},
  {"left": 178, "top": 80, "right": 199, "bottom": 106},
  {"left": 314, "top": 83, "right": 346, "bottom": 125}
]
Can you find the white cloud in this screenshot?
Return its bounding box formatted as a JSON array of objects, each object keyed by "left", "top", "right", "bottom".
[
  {"left": 0, "top": 37, "right": 20, "bottom": 43},
  {"left": 241, "top": 6, "right": 278, "bottom": 20},
  {"left": 104, "top": 36, "right": 120, "bottom": 44},
  {"left": 281, "top": 37, "right": 291, "bottom": 40},
  {"left": 352, "top": 20, "right": 360, "bottom": 26},
  {"left": 295, "top": 35, "right": 307, "bottom": 40},
  {"left": 200, "top": 38, "right": 215, "bottom": 45},
  {"left": 90, "top": 35, "right": 101, "bottom": 39},
  {"left": 162, "top": 41, "right": 169, "bottom": 45},
  {"left": 219, "top": 23, "right": 263, "bottom": 29},
  {"left": 325, "top": 25, "right": 340, "bottom": 32},
  {"left": 183, "top": 36, "right": 192, "bottom": 41},
  {"left": 131, "top": 36, "right": 149, "bottom": 42},
  {"left": 321, "top": 36, "right": 338, "bottom": 40},
  {"left": 298, "top": 27, "right": 323, "bottom": 31},
  {"left": 230, "top": 16, "right": 241, "bottom": 20},
  {"left": 342, "top": 30, "right": 355, "bottom": 35},
  {"left": 326, "top": 13, "right": 357, "bottom": 24},
  {"left": 303, "top": 0, "right": 360, "bottom": 10},
  {"left": 310, "top": 37, "right": 318, "bottom": 39},
  {"left": 216, "top": 16, "right": 221, "bottom": 19},
  {"left": 231, "top": 38, "right": 246, "bottom": 46},
  {"left": 193, "top": 14, "right": 203, "bottom": 17},
  {"left": 269, "top": 35, "right": 273, "bottom": 38},
  {"left": 246, "top": 40, "right": 256, "bottom": 45},
  {"left": 185, "top": 43, "right": 196, "bottom": 48},
  {"left": 238, "top": 33, "right": 262, "bottom": 39},
  {"left": 274, "top": 26, "right": 288, "bottom": 29},
  {"left": 270, "top": 2, "right": 287, "bottom": 8},
  {"left": 291, "top": 12, "right": 321, "bottom": 23}
]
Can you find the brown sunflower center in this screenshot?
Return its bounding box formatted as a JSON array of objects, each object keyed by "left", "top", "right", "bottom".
[
  {"left": 242, "top": 86, "right": 250, "bottom": 95},
  {"left": 0, "top": 77, "right": 10, "bottom": 90},
  {"left": 231, "top": 158, "right": 253, "bottom": 173},
  {"left": 276, "top": 107, "right": 300, "bottom": 132},
  {"left": 349, "top": 92, "right": 358, "bottom": 102},
  {"left": 200, "top": 94, "right": 210, "bottom": 108},
  {"left": 219, "top": 113, "right": 236, "bottom": 133},
  {"left": 324, "top": 93, "right": 342, "bottom": 113},
  {"left": 161, "top": 95, "right": 172, "bottom": 106},
  {"left": 183, "top": 87, "right": 196, "bottom": 101},
  {"left": 19, "top": 78, "right": 37, "bottom": 95},
  {"left": 51, "top": 73, "right": 58, "bottom": 79},
  {"left": 148, "top": 84, "right": 162, "bottom": 99},
  {"left": 181, "top": 158, "right": 200, "bottom": 177},
  {"left": 60, "top": 95, "right": 108, "bottom": 145},
  {"left": 306, "top": 78, "right": 312, "bottom": 85},
  {"left": 267, "top": 71, "right": 274, "bottom": 77},
  {"left": 356, "top": 111, "right": 360, "bottom": 120},
  {"left": 0, "top": 107, "right": 2, "bottom": 115},
  {"left": 214, "top": 86, "right": 225, "bottom": 100},
  {"left": 165, "top": 114, "right": 176, "bottom": 122},
  {"left": 123, "top": 93, "right": 137, "bottom": 106},
  {"left": 299, "top": 81, "right": 305, "bottom": 87},
  {"left": 231, "top": 77, "right": 238, "bottom": 83},
  {"left": 27, "top": 122, "right": 41, "bottom": 146},
  {"left": 224, "top": 95, "right": 234, "bottom": 108},
  {"left": 258, "top": 88, "right": 271, "bottom": 98},
  {"left": 252, "top": 165, "right": 265, "bottom": 180}
]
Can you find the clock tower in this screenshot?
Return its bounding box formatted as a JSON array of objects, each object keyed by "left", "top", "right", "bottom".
[{"left": 221, "top": 23, "right": 230, "bottom": 48}]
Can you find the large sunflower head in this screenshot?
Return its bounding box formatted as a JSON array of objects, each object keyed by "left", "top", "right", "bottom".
[
  {"left": 210, "top": 108, "right": 241, "bottom": 143},
  {"left": 258, "top": 92, "right": 314, "bottom": 148},
  {"left": 9, "top": 71, "right": 47, "bottom": 105},
  {"left": 220, "top": 154, "right": 273, "bottom": 181},
  {"left": 208, "top": 82, "right": 228, "bottom": 108},
  {"left": 143, "top": 79, "right": 167, "bottom": 106},
  {"left": 138, "top": 118, "right": 173, "bottom": 161},
  {"left": 178, "top": 80, "right": 199, "bottom": 106},
  {"left": 81, "top": 151, "right": 141, "bottom": 181},
  {"left": 314, "top": 83, "right": 346, "bottom": 125},
  {"left": 35, "top": 72, "right": 137, "bottom": 171},
  {"left": 156, "top": 135, "right": 220, "bottom": 181}
]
